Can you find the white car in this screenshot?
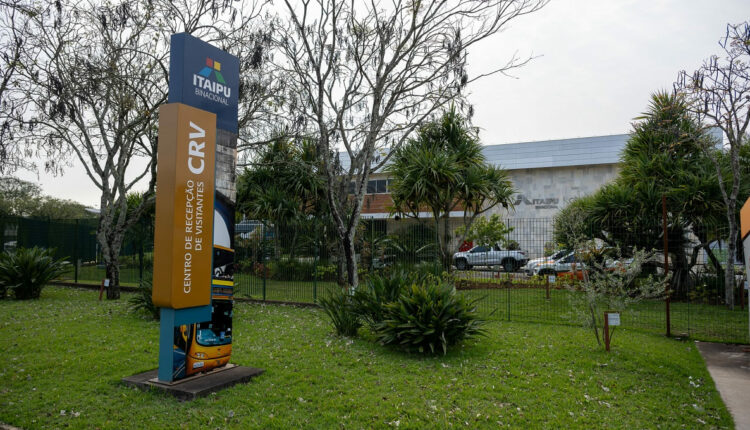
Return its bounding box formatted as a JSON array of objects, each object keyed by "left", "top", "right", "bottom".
[
  {"left": 532, "top": 252, "right": 582, "bottom": 276},
  {"left": 523, "top": 249, "right": 570, "bottom": 276},
  {"left": 452, "top": 244, "right": 528, "bottom": 272}
]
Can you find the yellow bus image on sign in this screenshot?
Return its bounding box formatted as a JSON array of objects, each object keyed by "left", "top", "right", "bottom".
[{"left": 152, "top": 103, "right": 216, "bottom": 309}]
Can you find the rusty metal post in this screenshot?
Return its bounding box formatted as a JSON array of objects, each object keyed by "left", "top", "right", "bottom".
[
  {"left": 663, "top": 194, "right": 671, "bottom": 337},
  {"left": 604, "top": 311, "right": 611, "bottom": 352}
]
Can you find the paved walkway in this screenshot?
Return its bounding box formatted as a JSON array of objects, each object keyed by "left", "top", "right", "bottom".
[{"left": 697, "top": 342, "right": 750, "bottom": 429}]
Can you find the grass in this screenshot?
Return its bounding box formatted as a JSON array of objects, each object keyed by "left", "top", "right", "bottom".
[
  {"left": 58, "top": 264, "right": 142, "bottom": 287},
  {"left": 0, "top": 286, "right": 734, "bottom": 429},
  {"left": 50, "top": 267, "right": 749, "bottom": 343}
]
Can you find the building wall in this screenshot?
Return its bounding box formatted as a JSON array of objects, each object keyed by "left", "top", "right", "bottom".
[
  {"left": 497, "top": 164, "right": 620, "bottom": 219},
  {"left": 359, "top": 164, "right": 620, "bottom": 258},
  {"left": 488, "top": 164, "right": 620, "bottom": 257}
]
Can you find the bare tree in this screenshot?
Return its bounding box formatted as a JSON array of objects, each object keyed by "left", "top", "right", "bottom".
[
  {"left": 675, "top": 22, "right": 750, "bottom": 309},
  {"left": 0, "top": 0, "right": 34, "bottom": 174},
  {"left": 274, "top": 0, "right": 547, "bottom": 288},
  {"left": 17, "top": 0, "right": 169, "bottom": 298},
  {"left": 16, "top": 0, "right": 263, "bottom": 298},
  {"left": 152, "top": 0, "right": 279, "bottom": 156}
]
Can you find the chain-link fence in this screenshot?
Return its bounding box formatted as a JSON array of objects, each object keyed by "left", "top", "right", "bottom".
[{"left": 1, "top": 214, "right": 747, "bottom": 343}]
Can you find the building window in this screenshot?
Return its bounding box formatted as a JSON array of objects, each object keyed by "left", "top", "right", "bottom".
[
  {"left": 368, "top": 179, "right": 388, "bottom": 194},
  {"left": 350, "top": 179, "right": 391, "bottom": 194}
]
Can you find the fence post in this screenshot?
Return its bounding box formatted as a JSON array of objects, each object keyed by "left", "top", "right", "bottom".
[
  {"left": 74, "top": 219, "right": 79, "bottom": 283},
  {"left": 507, "top": 283, "right": 511, "bottom": 322},
  {"left": 262, "top": 225, "right": 267, "bottom": 302},
  {"left": 546, "top": 274, "right": 550, "bottom": 300},
  {"left": 313, "top": 228, "right": 318, "bottom": 303},
  {"left": 663, "top": 194, "right": 671, "bottom": 337},
  {"left": 138, "top": 243, "right": 144, "bottom": 284}
]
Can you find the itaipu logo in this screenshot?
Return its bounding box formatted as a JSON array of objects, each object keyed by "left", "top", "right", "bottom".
[{"left": 192, "top": 57, "right": 231, "bottom": 106}]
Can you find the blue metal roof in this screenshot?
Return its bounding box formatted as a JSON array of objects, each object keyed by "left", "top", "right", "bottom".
[
  {"left": 339, "top": 130, "right": 723, "bottom": 172},
  {"left": 482, "top": 134, "right": 629, "bottom": 170}
]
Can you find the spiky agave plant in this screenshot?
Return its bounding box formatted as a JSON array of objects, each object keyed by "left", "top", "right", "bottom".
[
  {"left": 0, "top": 247, "right": 69, "bottom": 300},
  {"left": 374, "top": 280, "right": 485, "bottom": 355},
  {"left": 128, "top": 277, "right": 160, "bottom": 320}
]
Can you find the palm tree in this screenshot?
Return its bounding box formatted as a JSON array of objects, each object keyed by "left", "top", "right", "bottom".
[
  {"left": 388, "top": 106, "right": 515, "bottom": 269},
  {"left": 556, "top": 92, "right": 738, "bottom": 300}
]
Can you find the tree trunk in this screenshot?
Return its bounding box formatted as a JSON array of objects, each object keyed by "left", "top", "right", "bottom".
[
  {"left": 442, "top": 215, "right": 452, "bottom": 270},
  {"left": 336, "top": 241, "right": 347, "bottom": 287},
  {"left": 105, "top": 258, "right": 120, "bottom": 300},
  {"left": 670, "top": 244, "right": 692, "bottom": 300},
  {"left": 703, "top": 244, "right": 725, "bottom": 288},
  {"left": 342, "top": 229, "right": 358, "bottom": 289},
  {"left": 725, "top": 218, "right": 737, "bottom": 309}
]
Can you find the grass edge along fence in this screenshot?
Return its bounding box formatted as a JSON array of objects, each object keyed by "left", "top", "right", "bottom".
[
  {"left": 233, "top": 218, "right": 749, "bottom": 344},
  {"left": 1, "top": 215, "right": 747, "bottom": 343}
]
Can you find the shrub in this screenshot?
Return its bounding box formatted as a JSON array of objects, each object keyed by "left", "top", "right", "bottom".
[
  {"left": 266, "top": 260, "right": 315, "bottom": 281},
  {"left": 318, "top": 288, "right": 361, "bottom": 336},
  {"left": 0, "top": 247, "right": 69, "bottom": 300},
  {"left": 128, "top": 277, "right": 159, "bottom": 320},
  {"left": 141, "top": 253, "right": 154, "bottom": 271},
  {"left": 353, "top": 273, "right": 410, "bottom": 328},
  {"left": 374, "top": 281, "right": 485, "bottom": 354}
]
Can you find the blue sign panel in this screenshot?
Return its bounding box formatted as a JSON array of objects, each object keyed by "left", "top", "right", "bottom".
[{"left": 168, "top": 33, "right": 239, "bottom": 133}]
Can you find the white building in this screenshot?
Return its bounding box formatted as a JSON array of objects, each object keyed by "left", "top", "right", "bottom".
[{"left": 353, "top": 130, "right": 721, "bottom": 257}]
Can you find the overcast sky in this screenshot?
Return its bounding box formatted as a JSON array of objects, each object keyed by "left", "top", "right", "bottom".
[{"left": 15, "top": 0, "right": 750, "bottom": 207}]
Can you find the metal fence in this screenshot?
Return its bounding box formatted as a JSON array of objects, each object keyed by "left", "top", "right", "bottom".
[
  {"left": 0, "top": 216, "right": 151, "bottom": 286},
  {"left": 1, "top": 214, "right": 747, "bottom": 343},
  {"left": 233, "top": 218, "right": 749, "bottom": 343}
]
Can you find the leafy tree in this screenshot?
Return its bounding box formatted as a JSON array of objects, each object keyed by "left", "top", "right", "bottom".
[
  {"left": 237, "top": 137, "right": 331, "bottom": 262},
  {"left": 274, "top": 0, "right": 546, "bottom": 288},
  {"left": 238, "top": 137, "right": 325, "bottom": 225},
  {"left": 675, "top": 22, "right": 750, "bottom": 308},
  {"left": 0, "top": 177, "right": 94, "bottom": 219},
  {"left": 0, "top": 177, "right": 41, "bottom": 217},
  {"left": 555, "top": 92, "right": 737, "bottom": 298},
  {"left": 388, "top": 107, "right": 515, "bottom": 269},
  {"left": 456, "top": 214, "right": 514, "bottom": 249}
]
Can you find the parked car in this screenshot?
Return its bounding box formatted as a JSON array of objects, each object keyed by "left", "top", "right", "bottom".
[
  {"left": 452, "top": 244, "right": 528, "bottom": 272},
  {"left": 523, "top": 249, "right": 570, "bottom": 276},
  {"left": 532, "top": 252, "right": 583, "bottom": 277},
  {"left": 533, "top": 252, "right": 634, "bottom": 280}
]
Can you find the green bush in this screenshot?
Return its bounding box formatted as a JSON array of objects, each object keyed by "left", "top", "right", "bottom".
[
  {"left": 318, "top": 288, "right": 361, "bottom": 336},
  {"left": 267, "top": 259, "right": 315, "bottom": 281},
  {"left": 353, "top": 273, "right": 410, "bottom": 328},
  {"left": 264, "top": 259, "right": 338, "bottom": 282},
  {"left": 128, "top": 277, "right": 159, "bottom": 320},
  {"left": 374, "top": 281, "right": 485, "bottom": 355},
  {"left": 0, "top": 247, "right": 69, "bottom": 300}
]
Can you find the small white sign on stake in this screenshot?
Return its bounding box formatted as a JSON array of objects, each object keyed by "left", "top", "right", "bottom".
[
  {"left": 607, "top": 312, "right": 620, "bottom": 326},
  {"left": 548, "top": 275, "right": 556, "bottom": 284}
]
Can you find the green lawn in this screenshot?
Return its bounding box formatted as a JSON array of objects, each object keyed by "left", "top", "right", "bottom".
[{"left": 0, "top": 287, "right": 734, "bottom": 429}]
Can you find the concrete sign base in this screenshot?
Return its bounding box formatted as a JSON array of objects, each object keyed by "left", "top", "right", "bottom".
[{"left": 122, "top": 364, "right": 264, "bottom": 401}]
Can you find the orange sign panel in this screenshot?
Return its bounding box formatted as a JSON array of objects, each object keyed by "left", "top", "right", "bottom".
[
  {"left": 152, "top": 103, "right": 216, "bottom": 309},
  {"left": 741, "top": 197, "right": 750, "bottom": 241}
]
